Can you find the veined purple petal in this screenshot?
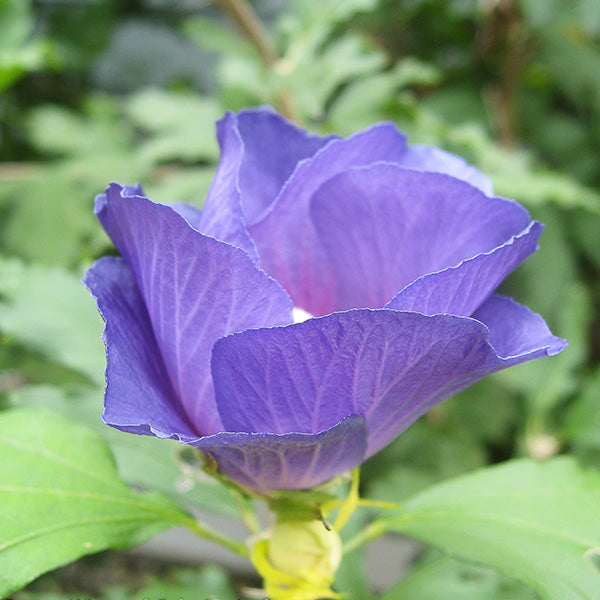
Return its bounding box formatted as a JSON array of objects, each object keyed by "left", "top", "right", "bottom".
[
  {"left": 197, "top": 109, "right": 333, "bottom": 261},
  {"left": 230, "top": 108, "right": 334, "bottom": 226},
  {"left": 249, "top": 123, "right": 408, "bottom": 316},
  {"left": 84, "top": 257, "right": 199, "bottom": 442},
  {"left": 171, "top": 202, "right": 204, "bottom": 232},
  {"left": 95, "top": 184, "right": 293, "bottom": 435},
  {"left": 397, "top": 144, "right": 494, "bottom": 195},
  {"left": 196, "top": 415, "right": 368, "bottom": 493},
  {"left": 212, "top": 315, "right": 366, "bottom": 434},
  {"left": 196, "top": 112, "right": 259, "bottom": 263},
  {"left": 473, "top": 294, "right": 567, "bottom": 358},
  {"left": 211, "top": 309, "right": 565, "bottom": 460},
  {"left": 364, "top": 303, "right": 565, "bottom": 457},
  {"left": 310, "top": 165, "right": 531, "bottom": 311},
  {"left": 387, "top": 221, "right": 544, "bottom": 316}
]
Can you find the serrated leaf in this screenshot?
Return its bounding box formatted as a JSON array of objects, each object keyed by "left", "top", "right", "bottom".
[
  {"left": 0, "top": 408, "right": 197, "bottom": 597},
  {"left": 382, "top": 458, "right": 600, "bottom": 600}
]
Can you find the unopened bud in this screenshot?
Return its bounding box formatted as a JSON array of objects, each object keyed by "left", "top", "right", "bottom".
[
  {"left": 267, "top": 520, "right": 342, "bottom": 580},
  {"left": 250, "top": 519, "right": 342, "bottom": 600}
]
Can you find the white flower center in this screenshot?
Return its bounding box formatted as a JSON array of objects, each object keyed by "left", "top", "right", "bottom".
[{"left": 293, "top": 306, "right": 314, "bottom": 323}]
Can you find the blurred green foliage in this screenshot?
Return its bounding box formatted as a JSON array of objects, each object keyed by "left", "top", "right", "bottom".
[{"left": 1, "top": 0, "right": 600, "bottom": 597}]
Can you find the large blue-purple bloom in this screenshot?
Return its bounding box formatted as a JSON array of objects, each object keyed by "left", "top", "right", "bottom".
[{"left": 85, "top": 108, "right": 566, "bottom": 494}]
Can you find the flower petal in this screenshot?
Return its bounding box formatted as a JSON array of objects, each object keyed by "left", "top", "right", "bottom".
[
  {"left": 397, "top": 144, "right": 494, "bottom": 195},
  {"left": 219, "top": 108, "right": 335, "bottom": 225},
  {"left": 84, "top": 257, "right": 199, "bottom": 442},
  {"left": 95, "top": 183, "right": 293, "bottom": 435},
  {"left": 249, "top": 123, "right": 408, "bottom": 316},
  {"left": 472, "top": 294, "right": 567, "bottom": 358},
  {"left": 211, "top": 309, "right": 565, "bottom": 459},
  {"left": 310, "top": 165, "right": 531, "bottom": 311},
  {"left": 196, "top": 415, "right": 368, "bottom": 493},
  {"left": 212, "top": 315, "right": 367, "bottom": 434},
  {"left": 363, "top": 304, "right": 565, "bottom": 457},
  {"left": 171, "top": 202, "right": 204, "bottom": 231},
  {"left": 386, "top": 221, "right": 544, "bottom": 316},
  {"left": 196, "top": 112, "right": 259, "bottom": 262}
]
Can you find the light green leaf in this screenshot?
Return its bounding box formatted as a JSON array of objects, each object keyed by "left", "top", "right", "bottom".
[
  {"left": 10, "top": 384, "right": 238, "bottom": 517},
  {"left": 383, "top": 458, "right": 600, "bottom": 600},
  {"left": 408, "top": 115, "right": 600, "bottom": 214},
  {"left": 0, "top": 257, "right": 105, "bottom": 384},
  {"left": 183, "top": 16, "right": 256, "bottom": 58},
  {"left": 564, "top": 369, "right": 600, "bottom": 450},
  {"left": 286, "top": 34, "right": 385, "bottom": 119},
  {"left": 0, "top": 407, "right": 198, "bottom": 598},
  {"left": 329, "top": 59, "right": 440, "bottom": 134},
  {"left": 381, "top": 554, "right": 538, "bottom": 600},
  {"left": 26, "top": 102, "right": 133, "bottom": 158},
  {"left": 125, "top": 89, "right": 221, "bottom": 166}
]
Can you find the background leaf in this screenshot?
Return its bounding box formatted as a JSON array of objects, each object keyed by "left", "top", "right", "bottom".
[
  {"left": 0, "top": 257, "right": 104, "bottom": 385},
  {"left": 381, "top": 553, "right": 538, "bottom": 600},
  {"left": 383, "top": 458, "right": 600, "bottom": 600}
]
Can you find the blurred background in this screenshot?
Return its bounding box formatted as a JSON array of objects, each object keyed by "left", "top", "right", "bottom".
[{"left": 1, "top": 0, "right": 599, "bottom": 598}]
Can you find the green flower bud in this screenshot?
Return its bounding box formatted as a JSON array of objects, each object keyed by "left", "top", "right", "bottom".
[
  {"left": 268, "top": 520, "right": 342, "bottom": 579},
  {"left": 250, "top": 519, "right": 342, "bottom": 600}
]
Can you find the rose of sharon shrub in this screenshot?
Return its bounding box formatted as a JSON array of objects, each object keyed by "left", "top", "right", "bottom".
[{"left": 85, "top": 108, "right": 566, "bottom": 494}]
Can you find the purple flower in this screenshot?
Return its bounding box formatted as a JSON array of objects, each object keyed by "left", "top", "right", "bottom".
[{"left": 85, "top": 108, "right": 566, "bottom": 494}]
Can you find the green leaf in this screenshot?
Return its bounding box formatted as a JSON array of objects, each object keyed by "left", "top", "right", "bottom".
[
  {"left": 183, "top": 16, "right": 256, "bottom": 58},
  {"left": 0, "top": 257, "right": 105, "bottom": 385},
  {"left": 382, "top": 458, "right": 600, "bottom": 600},
  {"left": 26, "top": 102, "right": 133, "bottom": 158},
  {"left": 0, "top": 407, "right": 197, "bottom": 597},
  {"left": 564, "top": 369, "right": 600, "bottom": 451},
  {"left": 381, "top": 554, "right": 538, "bottom": 600},
  {"left": 0, "top": 0, "right": 54, "bottom": 91},
  {"left": 363, "top": 417, "right": 487, "bottom": 503},
  {"left": 10, "top": 384, "right": 238, "bottom": 517},
  {"left": 329, "top": 59, "right": 440, "bottom": 134},
  {"left": 125, "top": 90, "right": 221, "bottom": 166},
  {"left": 407, "top": 115, "right": 600, "bottom": 214},
  {"left": 128, "top": 564, "right": 239, "bottom": 600}
]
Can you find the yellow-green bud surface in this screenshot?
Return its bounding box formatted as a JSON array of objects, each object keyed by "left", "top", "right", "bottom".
[{"left": 251, "top": 519, "right": 342, "bottom": 600}]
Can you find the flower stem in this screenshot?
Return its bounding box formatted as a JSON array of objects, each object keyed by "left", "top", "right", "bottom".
[
  {"left": 214, "top": 0, "right": 299, "bottom": 122},
  {"left": 184, "top": 515, "right": 250, "bottom": 557},
  {"left": 215, "top": 0, "right": 277, "bottom": 66},
  {"left": 232, "top": 488, "right": 262, "bottom": 534},
  {"left": 342, "top": 519, "right": 387, "bottom": 555}
]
